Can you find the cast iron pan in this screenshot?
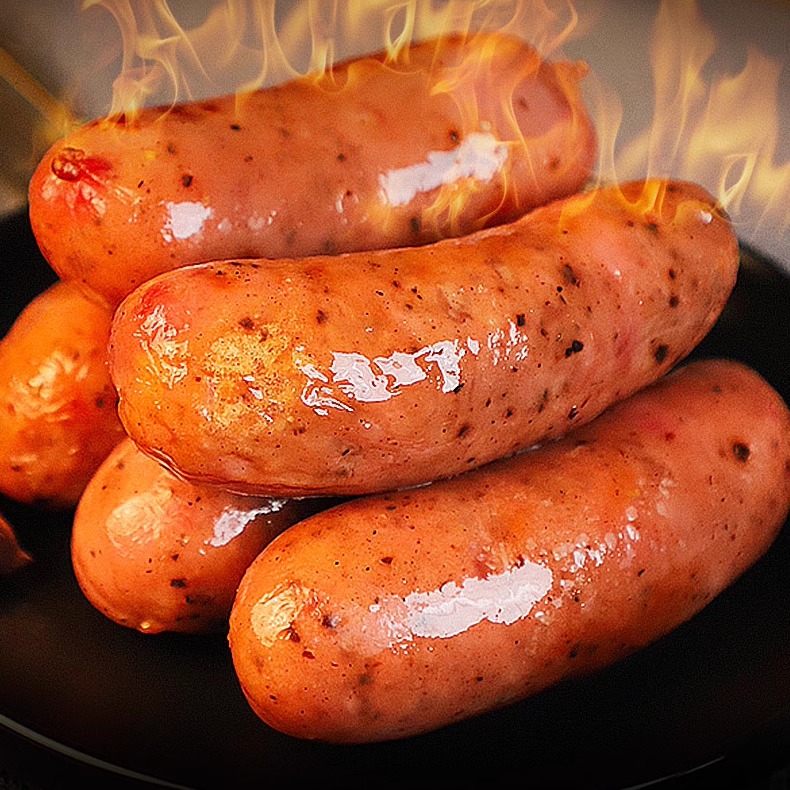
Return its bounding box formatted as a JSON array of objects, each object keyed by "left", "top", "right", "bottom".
[{"left": 0, "top": 208, "right": 788, "bottom": 789}]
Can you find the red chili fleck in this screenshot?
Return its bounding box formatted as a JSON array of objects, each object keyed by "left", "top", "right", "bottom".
[{"left": 51, "top": 147, "right": 113, "bottom": 183}]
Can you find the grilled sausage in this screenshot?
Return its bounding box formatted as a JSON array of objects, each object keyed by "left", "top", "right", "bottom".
[
  {"left": 109, "top": 179, "right": 738, "bottom": 497},
  {"left": 0, "top": 281, "right": 125, "bottom": 507},
  {"left": 71, "top": 437, "right": 318, "bottom": 634},
  {"left": 29, "top": 33, "right": 596, "bottom": 306},
  {"left": 228, "top": 359, "right": 790, "bottom": 742}
]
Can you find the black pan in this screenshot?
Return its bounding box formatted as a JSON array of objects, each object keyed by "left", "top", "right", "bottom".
[{"left": 0, "top": 208, "right": 788, "bottom": 789}]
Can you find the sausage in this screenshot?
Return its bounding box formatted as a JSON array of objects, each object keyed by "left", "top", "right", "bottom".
[
  {"left": 28, "top": 33, "right": 596, "bottom": 306},
  {"left": 71, "top": 437, "right": 320, "bottom": 634},
  {"left": 227, "top": 359, "right": 790, "bottom": 742},
  {"left": 0, "top": 281, "right": 126, "bottom": 507},
  {"left": 109, "top": 179, "right": 739, "bottom": 498}
]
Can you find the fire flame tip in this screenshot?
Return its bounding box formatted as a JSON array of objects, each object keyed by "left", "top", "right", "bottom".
[{"left": 15, "top": 0, "right": 785, "bottom": 248}]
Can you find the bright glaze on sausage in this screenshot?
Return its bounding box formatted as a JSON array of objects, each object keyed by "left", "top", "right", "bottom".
[
  {"left": 228, "top": 359, "right": 790, "bottom": 742},
  {"left": 29, "top": 33, "right": 596, "bottom": 306},
  {"left": 109, "top": 179, "right": 739, "bottom": 498}
]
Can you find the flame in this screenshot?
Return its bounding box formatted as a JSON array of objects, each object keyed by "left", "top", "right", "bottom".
[
  {"left": 3, "top": 0, "right": 786, "bottom": 253},
  {"left": 80, "top": 1, "right": 581, "bottom": 114},
  {"left": 587, "top": 0, "right": 789, "bottom": 247},
  {"left": 0, "top": 46, "right": 77, "bottom": 181}
]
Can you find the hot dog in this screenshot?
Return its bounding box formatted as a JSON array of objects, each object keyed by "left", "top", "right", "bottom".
[
  {"left": 109, "top": 179, "right": 738, "bottom": 498},
  {"left": 71, "top": 437, "right": 319, "bottom": 634},
  {"left": 228, "top": 359, "right": 790, "bottom": 742},
  {"left": 28, "top": 33, "right": 596, "bottom": 306},
  {"left": 0, "top": 280, "right": 125, "bottom": 507}
]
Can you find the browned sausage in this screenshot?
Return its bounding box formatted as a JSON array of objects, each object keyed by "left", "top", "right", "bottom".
[
  {"left": 29, "top": 33, "right": 596, "bottom": 306},
  {"left": 228, "top": 359, "right": 790, "bottom": 742},
  {"left": 109, "top": 179, "right": 738, "bottom": 497}
]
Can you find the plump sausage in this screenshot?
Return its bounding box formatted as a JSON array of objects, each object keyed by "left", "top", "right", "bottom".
[
  {"left": 228, "top": 359, "right": 790, "bottom": 742},
  {"left": 109, "top": 179, "right": 739, "bottom": 498},
  {"left": 0, "top": 281, "right": 125, "bottom": 507},
  {"left": 28, "top": 33, "right": 596, "bottom": 307},
  {"left": 71, "top": 437, "right": 319, "bottom": 634}
]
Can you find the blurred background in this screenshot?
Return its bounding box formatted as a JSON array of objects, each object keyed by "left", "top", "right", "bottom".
[{"left": 0, "top": 0, "right": 787, "bottom": 264}]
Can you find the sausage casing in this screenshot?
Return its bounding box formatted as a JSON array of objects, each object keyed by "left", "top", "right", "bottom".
[
  {"left": 228, "top": 359, "right": 790, "bottom": 742},
  {"left": 110, "top": 179, "right": 739, "bottom": 497},
  {"left": 29, "top": 33, "right": 596, "bottom": 306}
]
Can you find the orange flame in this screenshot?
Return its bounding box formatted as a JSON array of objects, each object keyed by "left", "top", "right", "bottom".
[
  {"left": 81, "top": 0, "right": 583, "bottom": 114},
  {"left": 11, "top": 0, "right": 787, "bottom": 253},
  {"left": 588, "top": 0, "right": 789, "bottom": 247}
]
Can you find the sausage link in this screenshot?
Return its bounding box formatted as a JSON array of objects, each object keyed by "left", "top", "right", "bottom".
[
  {"left": 109, "top": 179, "right": 739, "bottom": 497},
  {"left": 29, "top": 33, "right": 596, "bottom": 306},
  {"left": 228, "top": 359, "right": 790, "bottom": 742}
]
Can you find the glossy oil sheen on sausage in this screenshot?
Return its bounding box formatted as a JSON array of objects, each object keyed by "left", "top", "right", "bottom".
[
  {"left": 109, "top": 179, "right": 739, "bottom": 498},
  {"left": 228, "top": 359, "right": 790, "bottom": 742},
  {"left": 28, "top": 33, "right": 596, "bottom": 306}
]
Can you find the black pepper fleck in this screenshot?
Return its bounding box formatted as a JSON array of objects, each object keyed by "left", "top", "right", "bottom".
[
  {"left": 654, "top": 344, "right": 670, "bottom": 364},
  {"left": 732, "top": 442, "right": 751, "bottom": 462}
]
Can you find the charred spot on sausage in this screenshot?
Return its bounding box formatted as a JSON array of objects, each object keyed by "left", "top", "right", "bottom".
[
  {"left": 732, "top": 442, "right": 751, "bottom": 462},
  {"left": 561, "top": 264, "right": 580, "bottom": 287},
  {"left": 564, "top": 339, "right": 584, "bottom": 357}
]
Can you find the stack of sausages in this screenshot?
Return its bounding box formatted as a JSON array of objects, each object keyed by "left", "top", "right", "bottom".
[{"left": 1, "top": 33, "right": 787, "bottom": 742}]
